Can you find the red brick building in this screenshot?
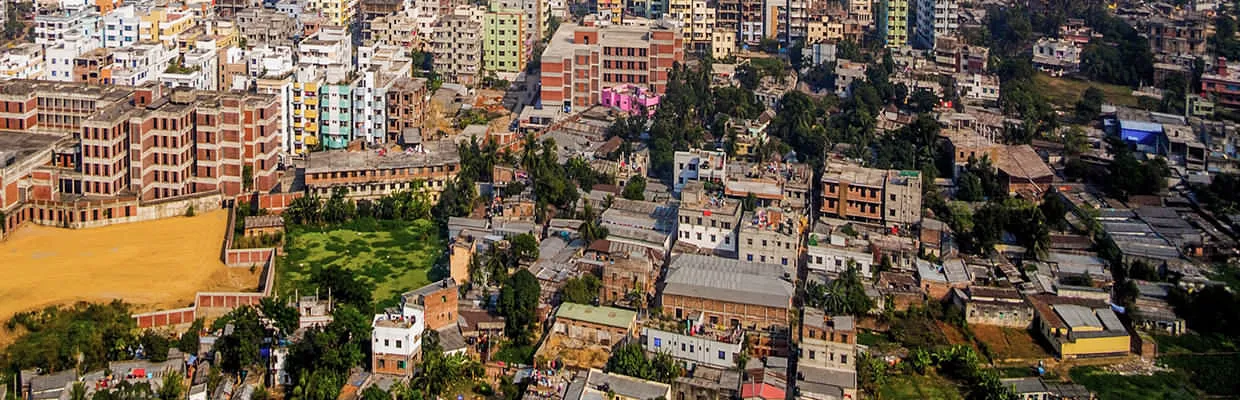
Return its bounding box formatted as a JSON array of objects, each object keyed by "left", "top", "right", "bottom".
[
  {"left": 402, "top": 278, "right": 460, "bottom": 332},
  {"left": 0, "top": 80, "right": 282, "bottom": 233},
  {"left": 539, "top": 19, "right": 683, "bottom": 112}
]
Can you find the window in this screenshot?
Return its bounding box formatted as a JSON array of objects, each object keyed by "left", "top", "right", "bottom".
[
  {"left": 384, "top": 339, "right": 390, "bottom": 346},
  {"left": 378, "top": 359, "right": 386, "bottom": 368},
  {"left": 809, "top": 351, "right": 816, "bottom": 360},
  {"left": 398, "top": 360, "right": 406, "bottom": 369},
  {"left": 747, "top": 254, "right": 753, "bottom": 261},
  {"left": 396, "top": 340, "right": 402, "bottom": 348},
  {"left": 654, "top": 338, "right": 662, "bottom": 347},
  {"left": 718, "top": 351, "right": 726, "bottom": 360},
  {"left": 841, "top": 354, "right": 848, "bottom": 364}
]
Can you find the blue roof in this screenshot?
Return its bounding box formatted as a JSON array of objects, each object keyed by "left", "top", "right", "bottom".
[{"left": 1118, "top": 120, "right": 1163, "bottom": 133}]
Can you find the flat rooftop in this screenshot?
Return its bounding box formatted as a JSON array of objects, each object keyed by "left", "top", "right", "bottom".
[
  {"left": 0, "top": 131, "right": 65, "bottom": 168},
  {"left": 305, "top": 141, "right": 461, "bottom": 174}
]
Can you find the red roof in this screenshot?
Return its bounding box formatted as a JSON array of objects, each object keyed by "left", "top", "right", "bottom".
[{"left": 740, "top": 383, "right": 784, "bottom": 400}]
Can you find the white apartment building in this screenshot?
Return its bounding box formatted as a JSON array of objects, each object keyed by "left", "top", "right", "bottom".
[
  {"left": 45, "top": 31, "right": 99, "bottom": 81},
  {"left": 0, "top": 43, "right": 46, "bottom": 80},
  {"left": 352, "top": 44, "right": 413, "bottom": 144},
  {"left": 643, "top": 326, "right": 744, "bottom": 370},
  {"left": 673, "top": 149, "right": 727, "bottom": 192},
  {"left": 101, "top": 5, "right": 140, "bottom": 48},
  {"left": 248, "top": 45, "right": 296, "bottom": 79},
  {"left": 915, "top": 0, "right": 957, "bottom": 49},
  {"left": 955, "top": 72, "right": 999, "bottom": 104},
  {"left": 160, "top": 47, "right": 217, "bottom": 90},
  {"left": 35, "top": 4, "right": 98, "bottom": 47},
  {"left": 806, "top": 227, "right": 875, "bottom": 278},
  {"left": 109, "top": 41, "right": 174, "bottom": 86},
  {"left": 676, "top": 182, "right": 743, "bottom": 254},
  {"left": 371, "top": 303, "right": 425, "bottom": 377}
]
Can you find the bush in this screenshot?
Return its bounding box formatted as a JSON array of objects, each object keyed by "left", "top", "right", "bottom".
[{"left": 185, "top": 205, "right": 195, "bottom": 217}]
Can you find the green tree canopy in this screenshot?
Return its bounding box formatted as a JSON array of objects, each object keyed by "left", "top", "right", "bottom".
[{"left": 498, "top": 269, "right": 541, "bottom": 344}]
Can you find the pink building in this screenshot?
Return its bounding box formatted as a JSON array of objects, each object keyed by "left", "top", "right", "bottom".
[{"left": 600, "top": 84, "right": 660, "bottom": 116}]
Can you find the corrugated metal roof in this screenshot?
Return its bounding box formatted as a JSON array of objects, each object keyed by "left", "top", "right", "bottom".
[{"left": 663, "top": 254, "right": 793, "bottom": 309}]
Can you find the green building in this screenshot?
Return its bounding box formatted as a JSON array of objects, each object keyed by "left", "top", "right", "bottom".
[{"left": 483, "top": 4, "right": 527, "bottom": 78}]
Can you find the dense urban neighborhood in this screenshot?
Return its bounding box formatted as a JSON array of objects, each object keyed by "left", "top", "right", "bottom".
[{"left": 0, "top": 0, "right": 1239, "bottom": 398}]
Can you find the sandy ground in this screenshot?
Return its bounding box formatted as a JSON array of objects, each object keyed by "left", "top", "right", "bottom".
[{"left": 0, "top": 210, "right": 259, "bottom": 332}]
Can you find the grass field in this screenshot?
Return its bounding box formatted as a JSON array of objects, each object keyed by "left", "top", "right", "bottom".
[
  {"left": 280, "top": 218, "right": 443, "bottom": 308},
  {"left": 1035, "top": 73, "right": 1141, "bottom": 109},
  {"left": 971, "top": 325, "right": 1051, "bottom": 360},
  {"left": 0, "top": 211, "right": 258, "bottom": 342},
  {"left": 1069, "top": 366, "right": 1199, "bottom": 400},
  {"left": 878, "top": 372, "right": 964, "bottom": 400}
]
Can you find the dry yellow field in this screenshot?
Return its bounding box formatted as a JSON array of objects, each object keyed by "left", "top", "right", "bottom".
[{"left": 0, "top": 210, "right": 259, "bottom": 323}]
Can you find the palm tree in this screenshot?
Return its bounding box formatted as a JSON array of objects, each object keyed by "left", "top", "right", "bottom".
[{"left": 69, "top": 382, "right": 87, "bottom": 400}]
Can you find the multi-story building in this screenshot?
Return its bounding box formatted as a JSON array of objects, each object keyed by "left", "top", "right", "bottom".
[
  {"left": 236, "top": 8, "right": 297, "bottom": 47},
  {"left": 673, "top": 148, "right": 726, "bottom": 192},
  {"left": 432, "top": 14, "right": 483, "bottom": 85},
  {"left": 798, "top": 309, "right": 858, "bottom": 400},
  {"left": 0, "top": 81, "right": 281, "bottom": 233},
  {"left": 0, "top": 44, "right": 47, "bottom": 81},
  {"left": 819, "top": 160, "right": 922, "bottom": 227},
  {"left": 101, "top": 5, "right": 140, "bottom": 48},
  {"left": 877, "top": 0, "right": 908, "bottom": 48},
  {"left": 483, "top": 5, "right": 526, "bottom": 79},
  {"left": 302, "top": 139, "right": 461, "bottom": 201},
  {"left": 676, "top": 181, "right": 742, "bottom": 255},
  {"left": 806, "top": 223, "right": 875, "bottom": 277},
  {"left": 352, "top": 46, "right": 412, "bottom": 145},
  {"left": 539, "top": 20, "right": 684, "bottom": 113},
  {"left": 661, "top": 254, "right": 793, "bottom": 356},
  {"left": 599, "top": 251, "right": 656, "bottom": 307},
  {"left": 317, "top": 80, "right": 354, "bottom": 149},
  {"left": 1031, "top": 38, "right": 1081, "bottom": 76},
  {"left": 914, "top": 0, "right": 956, "bottom": 49},
  {"left": 35, "top": 4, "right": 99, "bottom": 47},
  {"left": 1202, "top": 60, "right": 1240, "bottom": 109},
  {"left": 71, "top": 48, "right": 114, "bottom": 85},
  {"left": 160, "top": 47, "right": 218, "bottom": 91},
  {"left": 402, "top": 278, "right": 459, "bottom": 331},
  {"left": 597, "top": 0, "right": 624, "bottom": 23},
  {"left": 1146, "top": 15, "right": 1207, "bottom": 57},
  {"left": 722, "top": 160, "right": 812, "bottom": 213},
  {"left": 371, "top": 301, "right": 425, "bottom": 377},
  {"left": 138, "top": 9, "right": 195, "bottom": 46},
  {"left": 643, "top": 318, "right": 744, "bottom": 370},
  {"left": 385, "top": 76, "right": 429, "bottom": 143},
  {"left": 308, "top": 0, "right": 358, "bottom": 26},
  {"left": 359, "top": 0, "right": 405, "bottom": 36},
  {"left": 366, "top": 14, "right": 420, "bottom": 49},
  {"left": 667, "top": 0, "right": 715, "bottom": 52},
  {"left": 933, "top": 36, "right": 988, "bottom": 74},
  {"left": 955, "top": 73, "right": 999, "bottom": 104},
  {"left": 739, "top": 0, "right": 764, "bottom": 44},
  {"left": 738, "top": 207, "right": 802, "bottom": 272}
]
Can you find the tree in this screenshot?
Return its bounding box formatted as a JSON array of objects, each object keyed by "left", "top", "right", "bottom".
[
  {"left": 509, "top": 233, "right": 540, "bottom": 261},
  {"left": 178, "top": 318, "right": 204, "bottom": 355},
  {"left": 70, "top": 382, "right": 87, "bottom": 400},
  {"left": 260, "top": 297, "right": 299, "bottom": 335},
  {"left": 1075, "top": 86, "right": 1105, "bottom": 121},
  {"left": 622, "top": 176, "right": 647, "bottom": 200},
  {"left": 805, "top": 266, "right": 873, "bottom": 315},
  {"left": 140, "top": 330, "right": 171, "bottom": 362},
  {"left": 311, "top": 265, "right": 375, "bottom": 310},
  {"left": 605, "top": 342, "right": 681, "bottom": 384},
  {"left": 362, "top": 386, "right": 390, "bottom": 400},
  {"left": 157, "top": 371, "right": 185, "bottom": 400},
  {"left": 578, "top": 202, "right": 608, "bottom": 242},
  {"left": 561, "top": 275, "right": 601, "bottom": 304},
  {"left": 213, "top": 306, "right": 266, "bottom": 375},
  {"left": 498, "top": 269, "right": 541, "bottom": 344}
]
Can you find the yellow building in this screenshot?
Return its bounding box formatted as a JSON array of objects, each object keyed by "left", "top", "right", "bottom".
[
  {"left": 1033, "top": 296, "right": 1131, "bottom": 359},
  {"left": 291, "top": 78, "right": 322, "bottom": 154},
  {"left": 308, "top": 0, "right": 358, "bottom": 27},
  {"left": 139, "top": 9, "right": 196, "bottom": 45}
]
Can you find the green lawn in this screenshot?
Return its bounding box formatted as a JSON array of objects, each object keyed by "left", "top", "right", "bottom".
[
  {"left": 280, "top": 218, "right": 444, "bottom": 308},
  {"left": 1069, "top": 366, "right": 1199, "bottom": 400},
  {"left": 878, "top": 372, "right": 964, "bottom": 400},
  {"left": 1034, "top": 73, "right": 1141, "bottom": 109}
]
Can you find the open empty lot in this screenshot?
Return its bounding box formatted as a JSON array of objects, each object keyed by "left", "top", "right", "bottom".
[
  {"left": 0, "top": 210, "right": 259, "bottom": 323},
  {"left": 280, "top": 219, "right": 443, "bottom": 308},
  {"left": 972, "top": 325, "right": 1052, "bottom": 361}
]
